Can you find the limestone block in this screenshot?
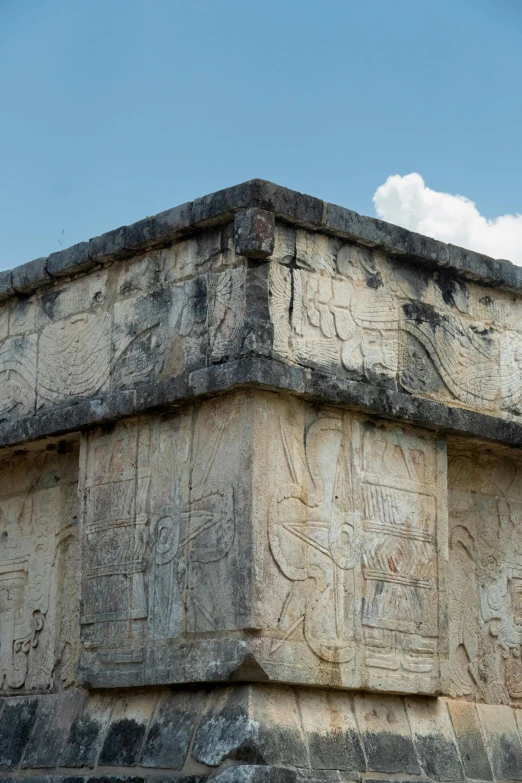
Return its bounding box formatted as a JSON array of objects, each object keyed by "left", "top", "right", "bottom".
[
  {"left": 477, "top": 702, "right": 522, "bottom": 781},
  {"left": 163, "top": 224, "right": 239, "bottom": 283},
  {"left": 446, "top": 440, "right": 522, "bottom": 704},
  {"left": 0, "top": 697, "right": 39, "bottom": 770},
  {"left": 36, "top": 271, "right": 108, "bottom": 329},
  {"left": 353, "top": 694, "right": 421, "bottom": 775},
  {"left": 98, "top": 693, "right": 158, "bottom": 766},
  {"left": 445, "top": 700, "right": 493, "bottom": 782},
  {"left": 60, "top": 693, "right": 115, "bottom": 767},
  {"left": 141, "top": 690, "right": 206, "bottom": 769},
  {"left": 213, "top": 767, "right": 297, "bottom": 783},
  {"left": 10, "top": 297, "right": 35, "bottom": 336},
  {"left": 404, "top": 698, "right": 463, "bottom": 781},
  {"left": 37, "top": 313, "right": 112, "bottom": 407},
  {"left": 21, "top": 690, "right": 84, "bottom": 768},
  {"left": 0, "top": 440, "right": 80, "bottom": 694},
  {"left": 298, "top": 690, "right": 364, "bottom": 775},
  {"left": 234, "top": 208, "right": 275, "bottom": 260}
]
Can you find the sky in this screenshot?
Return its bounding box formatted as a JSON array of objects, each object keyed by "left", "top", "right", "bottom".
[{"left": 1, "top": 0, "right": 521, "bottom": 269}]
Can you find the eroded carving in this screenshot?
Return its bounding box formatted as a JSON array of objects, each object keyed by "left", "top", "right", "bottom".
[
  {"left": 80, "top": 397, "right": 241, "bottom": 684},
  {"left": 448, "top": 445, "right": 522, "bottom": 703},
  {"left": 269, "top": 238, "right": 522, "bottom": 415},
  {"left": 0, "top": 335, "right": 37, "bottom": 420},
  {"left": 0, "top": 445, "right": 79, "bottom": 692},
  {"left": 266, "top": 400, "right": 445, "bottom": 693},
  {"left": 81, "top": 420, "right": 152, "bottom": 665},
  {"left": 38, "top": 314, "right": 111, "bottom": 406}
]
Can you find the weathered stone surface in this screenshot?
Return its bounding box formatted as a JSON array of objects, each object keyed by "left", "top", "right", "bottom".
[
  {"left": 0, "top": 697, "right": 39, "bottom": 769},
  {"left": 270, "top": 224, "right": 522, "bottom": 421},
  {"left": 234, "top": 208, "right": 275, "bottom": 259},
  {"left": 0, "top": 439, "right": 80, "bottom": 694},
  {"left": 298, "top": 690, "right": 364, "bottom": 775},
  {"left": 445, "top": 438, "right": 522, "bottom": 705},
  {"left": 0, "top": 270, "right": 15, "bottom": 300},
  {"left": 47, "top": 242, "right": 94, "bottom": 278},
  {"left": 61, "top": 693, "right": 114, "bottom": 767},
  {"left": 446, "top": 700, "right": 493, "bottom": 781},
  {"left": 98, "top": 694, "right": 157, "bottom": 766},
  {"left": 140, "top": 690, "right": 205, "bottom": 768},
  {"left": 213, "top": 767, "right": 297, "bottom": 783},
  {"left": 405, "top": 698, "right": 463, "bottom": 781},
  {"left": 12, "top": 257, "right": 50, "bottom": 294},
  {"left": 477, "top": 702, "right": 522, "bottom": 781},
  {"left": 353, "top": 695, "right": 421, "bottom": 775},
  {"left": 255, "top": 395, "right": 447, "bottom": 693},
  {"left": 22, "top": 691, "right": 84, "bottom": 768}
]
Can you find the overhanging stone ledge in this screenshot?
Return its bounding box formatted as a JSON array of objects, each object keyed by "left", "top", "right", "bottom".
[
  {"left": 1, "top": 357, "right": 522, "bottom": 451},
  {"left": 2, "top": 179, "right": 522, "bottom": 302}
]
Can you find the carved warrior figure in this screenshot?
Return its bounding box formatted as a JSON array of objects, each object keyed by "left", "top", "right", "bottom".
[{"left": 269, "top": 415, "right": 440, "bottom": 682}]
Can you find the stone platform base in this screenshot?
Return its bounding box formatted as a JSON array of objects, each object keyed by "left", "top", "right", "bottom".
[{"left": 1, "top": 684, "right": 520, "bottom": 782}]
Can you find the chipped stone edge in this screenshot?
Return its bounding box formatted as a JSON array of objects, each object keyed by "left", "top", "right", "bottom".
[
  {"left": 2, "top": 358, "right": 522, "bottom": 452},
  {"left": 1, "top": 179, "right": 521, "bottom": 302}
]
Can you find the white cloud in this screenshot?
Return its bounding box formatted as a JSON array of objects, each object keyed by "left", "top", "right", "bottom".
[{"left": 373, "top": 173, "right": 522, "bottom": 265}]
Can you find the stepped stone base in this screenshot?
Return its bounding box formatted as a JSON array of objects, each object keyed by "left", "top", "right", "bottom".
[{"left": 2, "top": 684, "right": 521, "bottom": 783}]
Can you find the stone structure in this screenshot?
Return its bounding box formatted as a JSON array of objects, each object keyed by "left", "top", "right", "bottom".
[{"left": 3, "top": 181, "right": 522, "bottom": 781}]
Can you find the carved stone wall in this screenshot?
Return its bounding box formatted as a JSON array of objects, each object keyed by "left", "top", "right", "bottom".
[
  {"left": 3, "top": 181, "right": 522, "bottom": 781},
  {"left": 0, "top": 225, "right": 245, "bottom": 426}
]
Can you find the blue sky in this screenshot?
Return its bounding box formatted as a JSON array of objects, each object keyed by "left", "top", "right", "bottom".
[{"left": 1, "top": 0, "right": 521, "bottom": 268}]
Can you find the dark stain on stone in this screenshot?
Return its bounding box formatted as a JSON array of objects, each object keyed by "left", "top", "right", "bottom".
[
  {"left": 366, "top": 272, "right": 383, "bottom": 289},
  {"left": 479, "top": 295, "right": 493, "bottom": 306},
  {"left": 99, "top": 718, "right": 146, "bottom": 766},
  {"left": 61, "top": 715, "right": 103, "bottom": 767},
  {"left": 414, "top": 732, "right": 464, "bottom": 781},
  {"left": 193, "top": 276, "right": 208, "bottom": 324},
  {"left": 0, "top": 699, "right": 39, "bottom": 770},
  {"left": 39, "top": 289, "right": 61, "bottom": 321},
  {"left": 470, "top": 324, "right": 493, "bottom": 337},
  {"left": 362, "top": 731, "right": 421, "bottom": 775},
  {"left": 308, "top": 727, "right": 365, "bottom": 773},
  {"left": 403, "top": 301, "right": 443, "bottom": 329},
  {"left": 436, "top": 272, "right": 460, "bottom": 307},
  {"left": 492, "top": 733, "right": 522, "bottom": 780}
]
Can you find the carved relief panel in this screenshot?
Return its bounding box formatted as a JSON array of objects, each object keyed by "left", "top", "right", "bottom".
[
  {"left": 447, "top": 441, "right": 522, "bottom": 704},
  {"left": 269, "top": 223, "right": 522, "bottom": 418},
  {"left": 0, "top": 440, "right": 79, "bottom": 693},
  {"left": 257, "top": 395, "right": 447, "bottom": 694},
  {"left": 79, "top": 395, "right": 248, "bottom": 687}
]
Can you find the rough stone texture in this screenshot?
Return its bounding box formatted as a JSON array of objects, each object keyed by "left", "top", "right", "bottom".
[
  {"left": 269, "top": 225, "right": 522, "bottom": 421},
  {"left": 0, "top": 437, "right": 80, "bottom": 694},
  {"left": 47, "top": 242, "right": 94, "bottom": 278},
  {"left": 234, "top": 208, "right": 275, "bottom": 259},
  {"left": 4, "top": 686, "right": 522, "bottom": 780},
  {"left": 4, "top": 181, "right": 522, "bottom": 781}
]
